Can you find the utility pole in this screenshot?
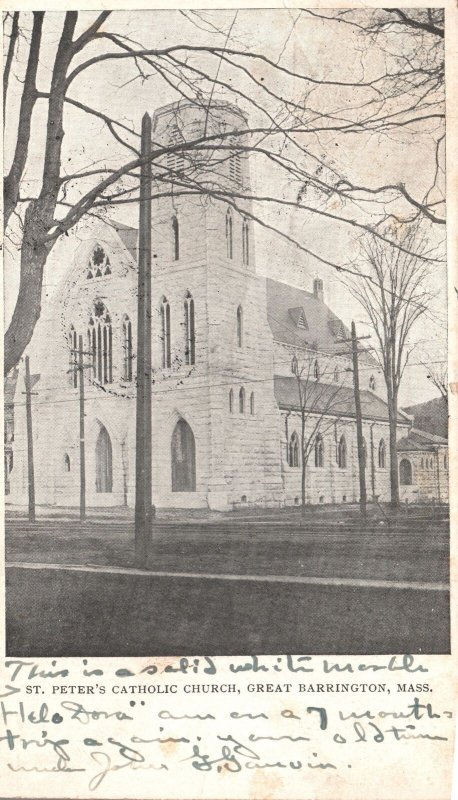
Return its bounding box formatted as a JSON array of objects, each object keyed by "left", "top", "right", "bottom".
[
  {"left": 135, "top": 112, "right": 153, "bottom": 567},
  {"left": 24, "top": 355, "right": 36, "bottom": 523},
  {"left": 351, "top": 321, "right": 367, "bottom": 520},
  {"left": 336, "top": 324, "right": 371, "bottom": 520},
  {"left": 78, "top": 335, "right": 86, "bottom": 522}
]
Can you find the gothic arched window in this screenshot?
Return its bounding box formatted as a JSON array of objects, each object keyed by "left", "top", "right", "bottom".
[
  {"left": 239, "top": 387, "right": 245, "bottom": 414},
  {"left": 362, "top": 436, "right": 367, "bottom": 468},
  {"left": 242, "top": 218, "right": 249, "bottom": 265},
  {"left": 226, "top": 208, "right": 233, "bottom": 259},
  {"left": 161, "top": 297, "right": 171, "bottom": 368},
  {"left": 64, "top": 453, "right": 71, "bottom": 472},
  {"left": 338, "top": 435, "right": 347, "bottom": 469},
  {"left": 90, "top": 302, "right": 112, "bottom": 384},
  {"left": 171, "top": 418, "right": 196, "bottom": 492},
  {"left": 378, "top": 439, "right": 386, "bottom": 469},
  {"left": 334, "top": 366, "right": 340, "bottom": 383},
  {"left": 122, "top": 315, "right": 133, "bottom": 381},
  {"left": 315, "top": 434, "right": 324, "bottom": 468},
  {"left": 237, "top": 305, "right": 243, "bottom": 348},
  {"left": 289, "top": 432, "right": 299, "bottom": 468},
  {"left": 369, "top": 374, "right": 376, "bottom": 391},
  {"left": 184, "top": 291, "right": 195, "bottom": 365},
  {"left": 229, "top": 389, "right": 234, "bottom": 413},
  {"left": 172, "top": 215, "right": 179, "bottom": 261},
  {"left": 291, "top": 355, "right": 298, "bottom": 375},
  {"left": 250, "top": 392, "right": 255, "bottom": 415},
  {"left": 87, "top": 244, "right": 111, "bottom": 279},
  {"left": 314, "top": 359, "right": 320, "bottom": 381}
]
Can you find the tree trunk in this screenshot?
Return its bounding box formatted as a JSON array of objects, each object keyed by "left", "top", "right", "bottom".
[
  {"left": 4, "top": 204, "right": 51, "bottom": 375},
  {"left": 388, "top": 391, "right": 400, "bottom": 508}
]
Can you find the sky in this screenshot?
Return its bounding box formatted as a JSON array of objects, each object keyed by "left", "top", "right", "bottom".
[{"left": 3, "top": 9, "right": 447, "bottom": 404}]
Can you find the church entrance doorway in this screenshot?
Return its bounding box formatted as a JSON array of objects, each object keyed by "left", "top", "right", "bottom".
[{"left": 171, "top": 419, "right": 196, "bottom": 492}]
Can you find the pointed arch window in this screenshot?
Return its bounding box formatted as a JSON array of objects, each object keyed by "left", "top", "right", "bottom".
[
  {"left": 226, "top": 208, "right": 233, "bottom": 259},
  {"left": 378, "top": 439, "right": 386, "bottom": 468},
  {"left": 315, "top": 434, "right": 324, "bottom": 468},
  {"left": 64, "top": 453, "right": 71, "bottom": 472},
  {"left": 161, "top": 297, "right": 171, "bottom": 368},
  {"left": 69, "top": 325, "right": 78, "bottom": 388},
  {"left": 237, "top": 305, "right": 243, "bottom": 348},
  {"left": 242, "top": 218, "right": 249, "bottom": 265},
  {"left": 229, "top": 389, "right": 234, "bottom": 413},
  {"left": 172, "top": 215, "right": 179, "bottom": 261},
  {"left": 184, "top": 291, "right": 195, "bottom": 365},
  {"left": 89, "top": 302, "right": 112, "bottom": 385},
  {"left": 338, "top": 435, "right": 347, "bottom": 469},
  {"left": 87, "top": 244, "right": 111, "bottom": 279},
  {"left": 250, "top": 392, "right": 255, "bottom": 415},
  {"left": 291, "top": 355, "right": 298, "bottom": 375},
  {"left": 122, "top": 315, "right": 133, "bottom": 381},
  {"left": 362, "top": 436, "right": 367, "bottom": 468},
  {"left": 334, "top": 366, "right": 340, "bottom": 383},
  {"left": 314, "top": 359, "right": 320, "bottom": 381},
  {"left": 289, "top": 432, "right": 300, "bottom": 468},
  {"left": 239, "top": 387, "right": 245, "bottom": 414},
  {"left": 369, "top": 374, "right": 376, "bottom": 391}
]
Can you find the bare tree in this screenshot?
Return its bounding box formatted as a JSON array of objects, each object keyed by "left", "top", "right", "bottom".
[
  {"left": 346, "top": 226, "right": 433, "bottom": 507},
  {"left": 290, "top": 354, "right": 343, "bottom": 514},
  {"left": 422, "top": 358, "right": 448, "bottom": 401},
  {"left": 4, "top": 10, "right": 445, "bottom": 375}
]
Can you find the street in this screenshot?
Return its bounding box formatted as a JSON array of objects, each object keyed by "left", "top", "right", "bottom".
[{"left": 5, "top": 506, "right": 450, "bottom": 655}]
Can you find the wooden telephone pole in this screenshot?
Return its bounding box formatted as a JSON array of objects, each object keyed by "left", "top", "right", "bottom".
[
  {"left": 135, "top": 112, "right": 153, "bottom": 567},
  {"left": 337, "top": 322, "right": 371, "bottom": 520},
  {"left": 78, "top": 335, "right": 86, "bottom": 522},
  {"left": 24, "top": 355, "right": 36, "bottom": 522}
]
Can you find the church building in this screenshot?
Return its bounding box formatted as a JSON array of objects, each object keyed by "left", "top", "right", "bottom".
[{"left": 7, "top": 101, "right": 411, "bottom": 511}]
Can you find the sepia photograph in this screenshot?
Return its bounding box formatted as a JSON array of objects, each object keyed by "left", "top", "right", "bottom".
[{"left": 3, "top": 7, "right": 449, "bottom": 657}]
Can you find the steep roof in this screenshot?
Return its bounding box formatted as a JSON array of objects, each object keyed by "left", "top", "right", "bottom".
[
  {"left": 397, "top": 427, "right": 448, "bottom": 452},
  {"left": 109, "top": 220, "right": 138, "bottom": 263},
  {"left": 402, "top": 396, "right": 448, "bottom": 439},
  {"left": 266, "top": 278, "right": 377, "bottom": 364},
  {"left": 274, "top": 375, "right": 406, "bottom": 423}
]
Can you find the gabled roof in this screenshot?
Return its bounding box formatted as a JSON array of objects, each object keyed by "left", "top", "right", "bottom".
[
  {"left": 397, "top": 427, "right": 448, "bottom": 452},
  {"left": 402, "top": 396, "right": 448, "bottom": 439},
  {"left": 266, "top": 278, "right": 376, "bottom": 364},
  {"left": 274, "top": 375, "right": 405, "bottom": 423}
]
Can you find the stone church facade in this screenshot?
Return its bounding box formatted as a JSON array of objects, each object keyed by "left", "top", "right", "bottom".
[{"left": 8, "top": 101, "right": 411, "bottom": 511}]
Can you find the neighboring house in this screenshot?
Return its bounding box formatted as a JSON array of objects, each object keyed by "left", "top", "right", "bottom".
[
  {"left": 397, "top": 428, "right": 449, "bottom": 504},
  {"left": 8, "top": 100, "right": 410, "bottom": 510},
  {"left": 4, "top": 368, "right": 18, "bottom": 495},
  {"left": 402, "top": 396, "right": 448, "bottom": 440}
]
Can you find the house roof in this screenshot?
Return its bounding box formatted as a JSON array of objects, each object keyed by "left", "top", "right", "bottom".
[
  {"left": 274, "top": 375, "right": 405, "bottom": 422},
  {"left": 397, "top": 427, "right": 448, "bottom": 452},
  {"left": 266, "top": 278, "right": 377, "bottom": 364},
  {"left": 402, "top": 396, "right": 448, "bottom": 439}
]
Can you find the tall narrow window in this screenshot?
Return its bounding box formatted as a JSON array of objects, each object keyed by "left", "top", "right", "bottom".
[
  {"left": 250, "top": 392, "right": 255, "bottom": 415},
  {"left": 123, "top": 316, "right": 133, "bottom": 381},
  {"left": 334, "top": 366, "right": 340, "bottom": 383},
  {"left": 369, "top": 374, "right": 376, "bottom": 391},
  {"left": 237, "top": 305, "right": 243, "bottom": 348},
  {"left": 184, "top": 291, "right": 195, "bottom": 365},
  {"left": 315, "top": 434, "right": 324, "bottom": 467},
  {"left": 362, "top": 436, "right": 367, "bottom": 468},
  {"left": 242, "top": 218, "right": 249, "bottom": 265},
  {"left": 161, "top": 297, "right": 171, "bottom": 368},
  {"left": 64, "top": 453, "right": 71, "bottom": 472},
  {"left": 239, "top": 387, "right": 245, "bottom": 414},
  {"left": 91, "top": 303, "right": 112, "bottom": 385},
  {"left": 171, "top": 418, "right": 196, "bottom": 492},
  {"left": 378, "top": 439, "right": 386, "bottom": 468},
  {"left": 226, "top": 208, "right": 233, "bottom": 259},
  {"left": 289, "top": 432, "right": 299, "bottom": 468},
  {"left": 172, "top": 215, "right": 179, "bottom": 261},
  {"left": 69, "top": 326, "right": 78, "bottom": 388},
  {"left": 314, "top": 359, "right": 320, "bottom": 381},
  {"left": 229, "top": 389, "right": 234, "bottom": 413},
  {"left": 399, "top": 458, "right": 412, "bottom": 486},
  {"left": 338, "top": 435, "right": 347, "bottom": 469},
  {"left": 291, "top": 355, "right": 298, "bottom": 375}
]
